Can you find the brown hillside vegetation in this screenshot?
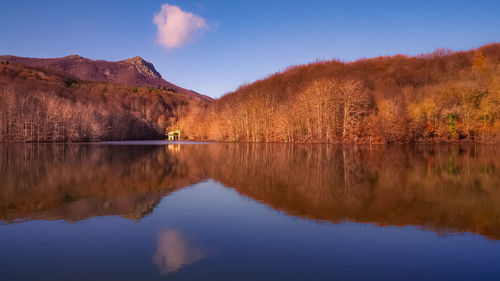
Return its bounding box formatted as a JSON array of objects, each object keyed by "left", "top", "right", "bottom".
[
  {"left": 0, "top": 54, "right": 211, "bottom": 101},
  {"left": 180, "top": 43, "right": 500, "bottom": 143},
  {"left": 0, "top": 63, "right": 205, "bottom": 142}
]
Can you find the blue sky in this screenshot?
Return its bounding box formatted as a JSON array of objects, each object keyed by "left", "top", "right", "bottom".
[{"left": 1, "top": 0, "right": 499, "bottom": 98}]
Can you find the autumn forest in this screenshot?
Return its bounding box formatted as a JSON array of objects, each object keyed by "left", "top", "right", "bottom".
[
  {"left": 1, "top": 43, "right": 500, "bottom": 143},
  {"left": 0, "top": 62, "right": 204, "bottom": 142},
  {"left": 177, "top": 43, "right": 500, "bottom": 143}
]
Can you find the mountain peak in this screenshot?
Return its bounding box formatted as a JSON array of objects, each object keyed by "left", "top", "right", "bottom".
[
  {"left": 122, "top": 56, "right": 162, "bottom": 79},
  {"left": 0, "top": 54, "right": 211, "bottom": 101},
  {"left": 65, "top": 54, "right": 85, "bottom": 60},
  {"left": 126, "top": 56, "right": 145, "bottom": 62}
]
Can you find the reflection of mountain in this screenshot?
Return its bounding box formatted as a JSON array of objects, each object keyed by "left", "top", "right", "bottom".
[
  {"left": 1, "top": 143, "right": 500, "bottom": 240},
  {"left": 153, "top": 229, "right": 205, "bottom": 274},
  {"left": 0, "top": 144, "right": 207, "bottom": 222}
]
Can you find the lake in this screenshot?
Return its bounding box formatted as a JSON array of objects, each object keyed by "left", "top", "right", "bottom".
[{"left": 1, "top": 142, "right": 500, "bottom": 281}]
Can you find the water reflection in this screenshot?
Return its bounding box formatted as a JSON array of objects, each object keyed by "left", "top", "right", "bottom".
[
  {"left": 0, "top": 144, "right": 206, "bottom": 222},
  {"left": 153, "top": 229, "right": 205, "bottom": 274},
  {"left": 1, "top": 143, "right": 499, "bottom": 239}
]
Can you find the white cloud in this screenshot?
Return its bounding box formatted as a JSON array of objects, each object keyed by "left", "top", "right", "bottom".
[{"left": 153, "top": 4, "right": 208, "bottom": 49}]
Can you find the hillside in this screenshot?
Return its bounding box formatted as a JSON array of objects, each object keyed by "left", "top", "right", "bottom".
[
  {"left": 0, "top": 62, "right": 204, "bottom": 142},
  {"left": 0, "top": 54, "right": 211, "bottom": 101},
  {"left": 180, "top": 43, "right": 500, "bottom": 143}
]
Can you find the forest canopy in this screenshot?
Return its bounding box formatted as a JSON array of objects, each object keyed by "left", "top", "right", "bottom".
[
  {"left": 178, "top": 43, "right": 500, "bottom": 143},
  {"left": 0, "top": 63, "right": 204, "bottom": 142},
  {"left": 1, "top": 43, "right": 500, "bottom": 143}
]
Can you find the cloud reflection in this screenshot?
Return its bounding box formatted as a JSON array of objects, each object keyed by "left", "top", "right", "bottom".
[{"left": 153, "top": 229, "right": 205, "bottom": 274}]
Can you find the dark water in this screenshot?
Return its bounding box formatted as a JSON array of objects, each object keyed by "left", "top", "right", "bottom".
[{"left": 1, "top": 142, "right": 500, "bottom": 281}]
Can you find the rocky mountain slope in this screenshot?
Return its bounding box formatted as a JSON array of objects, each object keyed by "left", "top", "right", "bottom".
[
  {"left": 0, "top": 54, "right": 211, "bottom": 101},
  {"left": 0, "top": 62, "right": 200, "bottom": 142}
]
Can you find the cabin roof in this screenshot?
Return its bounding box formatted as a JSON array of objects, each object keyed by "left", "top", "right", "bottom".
[{"left": 167, "top": 130, "right": 181, "bottom": 135}]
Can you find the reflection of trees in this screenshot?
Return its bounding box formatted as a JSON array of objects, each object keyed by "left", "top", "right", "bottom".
[
  {"left": 0, "top": 144, "right": 207, "bottom": 222},
  {"left": 1, "top": 143, "right": 500, "bottom": 240},
  {"left": 340, "top": 147, "right": 376, "bottom": 208},
  {"left": 153, "top": 229, "right": 205, "bottom": 274},
  {"left": 187, "top": 144, "right": 500, "bottom": 240}
]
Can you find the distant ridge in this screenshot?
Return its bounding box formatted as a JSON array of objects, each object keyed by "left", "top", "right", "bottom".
[{"left": 0, "top": 54, "right": 212, "bottom": 101}]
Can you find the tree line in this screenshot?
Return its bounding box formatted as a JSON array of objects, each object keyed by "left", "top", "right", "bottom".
[
  {"left": 0, "top": 63, "right": 201, "bottom": 142},
  {"left": 178, "top": 44, "right": 500, "bottom": 143}
]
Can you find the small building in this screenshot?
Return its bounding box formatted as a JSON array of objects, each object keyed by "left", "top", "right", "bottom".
[{"left": 167, "top": 130, "right": 181, "bottom": 141}]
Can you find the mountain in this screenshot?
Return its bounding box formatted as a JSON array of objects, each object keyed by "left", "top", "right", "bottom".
[
  {"left": 0, "top": 62, "right": 200, "bottom": 142},
  {"left": 0, "top": 54, "right": 211, "bottom": 101},
  {"left": 179, "top": 43, "right": 500, "bottom": 143}
]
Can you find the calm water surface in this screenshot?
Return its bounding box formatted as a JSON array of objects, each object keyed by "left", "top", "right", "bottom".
[{"left": 1, "top": 142, "right": 500, "bottom": 281}]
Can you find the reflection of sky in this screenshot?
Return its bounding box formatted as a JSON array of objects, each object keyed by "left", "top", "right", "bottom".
[
  {"left": 153, "top": 229, "right": 205, "bottom": 274},
  {"left": 1, "top": 181, "right": 500, "bottom": 280}
]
